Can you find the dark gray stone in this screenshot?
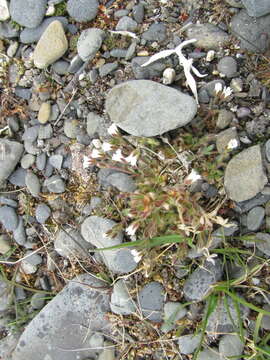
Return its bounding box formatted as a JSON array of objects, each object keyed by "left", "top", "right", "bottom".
[
  {"left": 105, "top": 80, "right": 197, "bottom": 137},
  {"left": 110, "top": 49, "right": 127, "bottom": 58},
  {"left": 106, "top": 172, "right": 136, "bottom": 192},
  {"left": 67, "top": 0, "right": 99, "bottom": 22},
  {"left": 30, "top": 293, "right": 46, "bottom": 310},
  {"left": 138, "top": 282, "right": 164, "bottom": 322},
  {"left": 183, "top": 260, "right": 223, "bottom": 301},
  {"left": 0, "top": 139, "right": 23, "bottom": 183},
  {"left": 98, "top": 62, "right": 118, "bottom": 77},
  {"left": 20, "top": 17, "right": 68, "bottom": 43},
  {"left": 44, "top": 175, "right": 66, "bottom": 193},
  {"left": 35, "top": 203, "right": 51, "bottom": 224},
  {"left": 67, "top": 55, "right": 84, "bottom": 73},
  {"left": 8, "top": 167, "right": 26, "bottom": 187},
  {"left": 217, "top": 56, "right": 237, "bottom": 78},
  {"left": 131, "top": 56, "right": 172, "bottom": 79},
  {"left": 52, "top": 60, "right": 69, "bottom": 75},
  {"left": 246, "top": 206, "right": 265, "bottom": 231},
  {"left": 12, "top": 274, "right": 111, "bottom": 360},
  {"left": 10, "top": 0, "right": 47, "bottom": 28},
  {"left": 132, "top": 3, "right": 144, "bottom": 23},
  {"left": 0, "top": 205, "right": 18, "bottom": 231},
  {"left": 142, "top": 23, "right": 167, "bottom": 42},
  {"left": 110, "top": 279, "right": 136, "bottom": 315}
]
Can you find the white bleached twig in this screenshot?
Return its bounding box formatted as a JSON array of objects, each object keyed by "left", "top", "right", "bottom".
[
  {"left": 109, "top": 30, "right": 138, "bottom": 39},
  {"left": 142, "top": 39, "right": 208, "bottom": 104}
]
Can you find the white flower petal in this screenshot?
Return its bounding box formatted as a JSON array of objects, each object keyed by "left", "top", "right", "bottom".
[
  {"left": 91, "top": 149, "right": 102, "bottom": 159},
  {"left": 125, "top": 152, "right": 138, "bottom": 167},
  {"left": 108, "top": 123, "right": 119, "bottom": 136},
  {"left": 141, "top": 49, "right": 176, "bottom": 67},
  {"left": 102, "top": 142, "right": 113, "bottom": 152},
  {"left": 112, "top": 148, "right": 124, "bottom": 162},
  {"left": 92, "top": 139, "right": 102, "bottom": 148}
]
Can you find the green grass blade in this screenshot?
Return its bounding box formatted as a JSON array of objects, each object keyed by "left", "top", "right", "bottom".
[{"left": 253, "top": 312, "right": 263, "bottom": 345}]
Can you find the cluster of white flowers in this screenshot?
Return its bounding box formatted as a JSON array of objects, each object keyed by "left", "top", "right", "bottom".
[{"left": 214, "top": 83, "right": 233, "bottom": 99}]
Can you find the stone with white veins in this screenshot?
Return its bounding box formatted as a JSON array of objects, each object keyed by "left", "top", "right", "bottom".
[
  {"left": 33, "top": 20, "right": 68, "bottom": 69},
  {"left": 224, "top": 145, "right": 267, "bottom": 202},
  {"left": 0, "top": 0, "right": 10, "bottom": 21},
  {"left": 10, "top": 0, "right": 46, "bottom": 28},
  {"left": 77, "top": 28, "right": 105, "bottom": 62},
  {"left": 0, "top": 139, "right": 23, "bottom": 183},
  {"left": 105, "top": 80, "right": 197, "bottom": 137},
  {"left": 12, "top": 274, "right": 112, "bottom": 360}
]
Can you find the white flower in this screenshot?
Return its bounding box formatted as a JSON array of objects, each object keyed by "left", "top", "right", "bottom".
[
  {"left": 108, "top": 123, "right": 119, "bottom": 136},
  {"left": 83, "top": 156, "right": 91, "bottom": 169},
  {"left": 201, "top": 247, "right": 218, "bottom": 265},
  {"left": 131, "top": 249, "right": 142, "bottom": 263},
  {"left": 92, "top": 139, "right": 102, "bottom": 148},
  {"left": 185, "top": 169, "right": 202, "bottom": 183},
  {"left": 90, "top": 149, "right": 102, "bottom": 159},
  {"left": 126, "top": 223, "right": 139, "bottom": 236},
  {"left": 214, "top": 82, "right": 223, "bottom": 94},
  {"left": 222, "top": 86, "right": 233, "bottom": 98},
  {"left": 227, "top": 138, "right": 239, "bottom": 150},
  {"left": 102, "top": 142, "right": 113, "bottom": 152},
  {"left": 112, "top": 149, "right": 124, "bottom": 162},
  {"left": 125, "top": 152, "right": 138, "bottom": 167}
]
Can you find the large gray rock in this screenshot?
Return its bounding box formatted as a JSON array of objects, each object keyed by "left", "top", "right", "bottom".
[
  {"left": 105, "top": 80, "right": 197, "bottom": 137},
  {"left": 81, "top": 216, "right": 137, "bottom": 274},
  {"left": 224, "top": 145, "right": 267, "bottom": 202},
  {"left": 230, "top": 10, "right": 270, "bottom": 52},
  {"left": 183, "top": 260, "right": 223, "bottom": 302},
  {"left": 12, "top": 274, "right": 112, "bottom": 360},
  {"left": 0, "top": 140, "right": 23, "bottom": 183},
  {"left": 20, "top": 17, "right": 68, "bottom": 44},
  {"left": 10, "top": 0, "right": 47, "bottom": 28},
  {"left": 242, "top": 0, "right": 270, "bottom": 17},
  {"left": 186, "top": 23, "right": 229, "bottom": 50},
  {"left": 77, "top": 28, "right": 105, "bottom": 62},
  {"left": 67, "top": 0, "right": 98, "bottom": 22}
]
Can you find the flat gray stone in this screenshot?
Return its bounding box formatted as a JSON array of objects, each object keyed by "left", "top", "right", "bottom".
[
  {"left": 142, "top": 23, "right": 167, "bottom": 42},
  {"left": 242, "top": 0, "right": 270, "bottom": 17},
  {"left": 0, "top": 280, "right": 12, "bottom": 312},
  {"left": 217, "top": 56, "right": 237, "bottom": 78},
  {"left": 0, "top": 205, "right": 18, "bottom": 231},
  {"left": 216, "top": 127, "right": 239, "bottom": 153},
  {"left": 44, "top": 175, "right": 65, "bottom": 193},
  {"left": 81, "top": 216, "right": 137, "bottom": 274},
  {"left": 183, "top": 260, "right": 223, "bottom": 301},
  {"left": 20, "top": 17, "right": 68, "bottom": 44},
  {"left": 35, "top": 203, "right": 51, "bottom": 224},
  {"left": 49, "top": 155, "right": 63, "bottom": 170},
  {"left": 219, "top": 334, "right": 245, "bottom": 359},
  {"left": 54, "top": 227, "right": 92, "bottom": 258},
  {"left": 10, "top": 0, "right": 46, "bottom": 28},
  {"left": 36, "top": 153, "right": 47, "bottom": 171},
  {"left": 246, "top": 206, "right": 265, "bottom": 231},
  {"left": 132, "top": 3, "right": 144, "bottom": 23},
  {"left": 21, "top": 154, "right": 35, "bottom": 169},
  {"left": 30, "top": 293, "right": 46, "bottom": 310},
  {"left": 64, "top": 119, "right": 80, "bottom": 138},
  {"left": 25, "top": 171, "right": 40, "bottom": 197},
  {"left": 224, "top": 145, "right": 267, "bottom": 202},
  {"left": 116, "top": 16, "right": 137, "bottom": 32},
  {"left": 230, "top": 10, "right": 270, "bottom": 52},
  {"left": 138, "top": 282, "right": 164, "bottom": 322},
  {"left": 255, "top": 232, "right": 270, "bottom": 256},
  {"left": 67, "top": 0, "right": 98, "bottom": 22},
  {"left": 106, "top": 172, "right": 136, "bottom": 192},
  {"left": 0, "top": 140, "right": 23, "bottom": 183},
  {"left": 105, "top": 80, "right": 197, "bottom": 137},
  {"left": 12, "top": 274, "right": 112, "bottom": 360},
  {"left": 197, "top": 348, "right": 221, "bottom": 360},
  {"left": 110, "top": 279, "right": 136, "bottom": 315},
  {"left": 186, "top": 23, "right": 229, "bottom": 50},
  {"left": 178, "top": 334, "right": 201, "bottom": 355},
  {"left": 98, "top": 62, "right": 118, "bottom": 78},
  {"left": 77, "top": 28, "right": 105, "bottom": 62},
  {"left": 131, "top": 56, "right": 172, "bottom": 80},
  {"left": 161, "top": 302, "right": 187, "bottom": 333},
  {"left": 13, "top": 216, "right": 26, "bottom": 245},
  {"left": 86, "top": 112, "right": 103, "bottom": 136}
]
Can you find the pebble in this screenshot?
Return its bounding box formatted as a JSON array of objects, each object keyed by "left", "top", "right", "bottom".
[
  {"left": 114, "top": 9, "right": 129, "bottom": 18},
  {"left": 38, "top": 102, "right": 51, "bottom": 124},
  {"left": 261, "top": 305, "right": 270, "bottom": 330},
  {"left": 0, "top": 0, "right": 10, "bottom": 21},
  {"left": 52, "top": 60, "right": 69, "bottom": 75},
  {"left": 25, "top": 171, "right": 41, "bottom": 197},
  {"left": 7, "top": 41, "right": 18, "bottom": 57},
  {"left": 210, "top": 222, "right": 239, "bottom": 248},
  {"left": 265, "top": 139, "right": 270, "bottom": 162},
  {"left": 255, "top": 233, "right": 270, "bottom": 256},
  {"left": 216, "top": 127, "right": 239, "bottom": 153},
  {"left": 231, "top": 10, "right": 270, "bottom": 52},
  {"left": 197, "top": 348, "right": 221, "bottom": 360},
  {"left": 64, "top": 119, "right": 80, "bottom": 138},
  {"left": 231, "top": 77, "right": 244, "bottom": 92},
  {"left": 0, "top": 205, "right": 19, "bottom": 231},
  {"left": 97, "top": 342, "right": 115, "bottom": 360},
  {"left": 219, "top": 334, "right": 245, "bottom": 359},
  {"left": 0, "top": 196, "right": 17, "bottom": 208},
  {"left": 22, "top": 126, "right": 39, "bottom": 142},
  {"left": 183, "top": 260, "right": 223, "bottom": 301},
  {"left": 224, "top": 145, "right": 267, "bottom": 202},
  {"left": 186, "top": 23, "right": 229, "bottom": 50},
  {"left": 36, "top": 153, "right": 47, "bottom": 171},
  {"left": 242, "top": 0, "right": 270, "bottom": 17},
  {"left": 178, "top": 334, "right": 201, "bottom": 355},
  {"left": 67, "top": 0, "right": 98, "bottom": 22},
  {"left": 14, "top": 87, "right": 32, "bottom": 100},
  {"left": 86, "top": 112, "right": 103, "bottom": 136},
  {"left": 21, "top": 154, "right": 35, "bottom": 169},
  {"left": 142, "top": 23, "right": 167, "bottom": 42},
  {"left": 49, "top": 155, "right": 63, "bottom": 170},
  {"left": 0, "top": 22, "right": 19, "bottom": 39},
  {"left": 106, "top": 172, "right": 136, "bottom": 192},
  {"left": 44, "top": 175, "right": 66, "bottom": 193},
  {"left": 0, "top": 139, "right": 24, "bottom": 183},
  {"left": 54, "top": 227, "right": 92, "bottom": 258},
  {"left": 30, "top": 293, "right": 45, "bottom": 310},
  {"left": 226, "top": 0, "right": 244, "bottom": 7},
  {"left": 68, "top": 54, "right": 84, "bottom": 73},
  {"left": 217, "top": 56, "right": 237, "bottom": 78},
  {"left": 116, "top": 16, "right": 137, "bottom": 32},
  {"left": 110, "top": 48, "right": 127, "bottom": 58},
  {"left": 10, "top": 0, "right": 47, "bottom": 28},
  {"left": 38, "top": 124, "right": 53, "bottom": 139},
  {"left": 161, "top": 302, "right": 187, "bottom": 333},
  {"left": 246, "top": 206, "right": 265, "bottom": 231},
  {"left": 105, "top": 80, "right": 197, "bottom": 137},
  {"left": 216, "top": 109, "right": 234, "bottom": 129},
  {"left": 33, "top": 20, "right": 68, "bottom": 69},
  {"left": 237, "top": 106, "right": 251, "bottom": 118},
  {"left": 0, "top": 235, "right": 11, "bottom": 254},
  {"left": 0, "top": 280, "right": 12, "bottom": 312},
  {"left": 35, "top": 203, "right": 51, "bottom": 224},
  {"left": 20, "top": 253, "right": 42, "bottom": 274},
  {"left": 132, "top": 3, "right": 144, "bottom": 23},
  {"left": 131, "top": 56, "right": 172, "bottom": 79},
  {"left": 99, "top": 62, "right": 118, "bottom": 77},
  {"left": 20, "top": 16, "right": 68, "bottom": 44},
  {"left": 77, "top": 28, "right": 105, "bottom": 62},
  {"left": 110, "top": 279, "right": 136, "bottom": 315},
  {"left": 138, "top": 282, "right": 164, "bottom": 322},
  {"left": 13, "top": 216, "right": 26, "bottom": 245}
]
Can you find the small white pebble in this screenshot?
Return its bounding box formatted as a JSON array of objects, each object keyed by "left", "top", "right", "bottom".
[
  {"left": 46, "top": 4, "right": 55, "bottom": 16},
  {"left": 206, "top": 50, "right": 215, "bottom": 62}
]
